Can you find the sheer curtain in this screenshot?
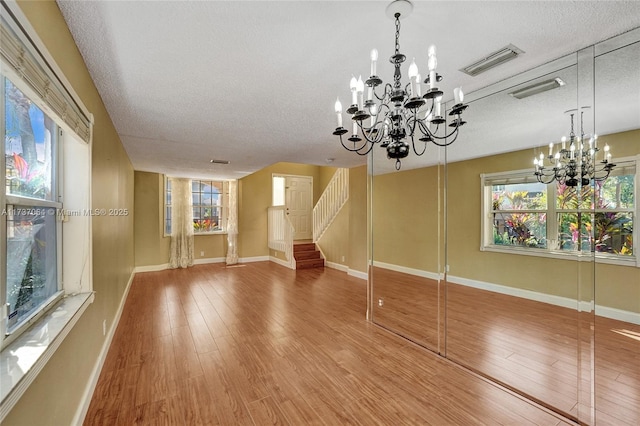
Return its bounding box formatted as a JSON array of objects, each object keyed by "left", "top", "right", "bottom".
[
  {"left": 169, "top": 177, "right": 194, "bottom": 268},
  {"left": 225, "top": 180, "right": 239, "bottom": 265}
]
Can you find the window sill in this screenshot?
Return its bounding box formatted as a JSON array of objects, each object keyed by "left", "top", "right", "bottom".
[
  {"left": 481, "top": 245, "right": 638, "bottom": 268},
  {"left": 0, "top": 292, "right": 94, "bottom": 421}
]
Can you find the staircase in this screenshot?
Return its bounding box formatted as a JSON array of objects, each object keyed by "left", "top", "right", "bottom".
[{"left": 293, "top": 242, "right": 324, "bottom": 269}]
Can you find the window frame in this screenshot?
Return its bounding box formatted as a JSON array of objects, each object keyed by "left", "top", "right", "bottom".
[
  {"left": 481, "top": 157, "right": 639, "bottom": 268},
  {"left": 163, "top": 176, "right": 228, "bottom": 237}
]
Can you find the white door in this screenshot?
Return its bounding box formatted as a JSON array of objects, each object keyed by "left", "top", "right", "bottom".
[{"left": 285, "top": 176, "right": 313, "bottom": 240}]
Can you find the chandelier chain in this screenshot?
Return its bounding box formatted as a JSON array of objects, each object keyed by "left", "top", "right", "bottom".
[{"left": 393, "top": 14, "right": 402, "bottom": 91}]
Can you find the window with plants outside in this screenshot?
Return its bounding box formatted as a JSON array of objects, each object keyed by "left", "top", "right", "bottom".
[
  {"left": 165, "top": 178, "right": 226, "bottom": 235},
  {"left": 483, "top": 162, "right": 636, "bottom": 261}
]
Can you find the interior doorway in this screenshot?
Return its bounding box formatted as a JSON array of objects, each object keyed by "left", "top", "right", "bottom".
[{"left": 273, "top": 174, "right": 313, "bottom": 240}]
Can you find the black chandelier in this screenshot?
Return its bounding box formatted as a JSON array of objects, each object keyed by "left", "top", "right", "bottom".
[
  {"left": 534, "top": 109, "right": 615, "bottom": 187},
  {"left": 332, "top": 0, "right": 468, "bottom": 170}
]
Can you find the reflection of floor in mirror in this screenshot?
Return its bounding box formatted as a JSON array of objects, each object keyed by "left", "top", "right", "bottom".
[
  {"left": 371, "top": 266, "right": 440, "bottom": 350},
  {"left": 445, "top": 283, "right": 640, "bottom": 426}
]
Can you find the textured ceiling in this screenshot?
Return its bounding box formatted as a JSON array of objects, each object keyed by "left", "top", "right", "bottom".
[{"left": 56, "top": 1, "right": 640, "bottom": 179}]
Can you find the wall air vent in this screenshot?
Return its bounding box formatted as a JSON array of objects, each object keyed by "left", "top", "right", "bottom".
[
  {"left": 209, "top": 159, "right": 230, "bottom": 164},
  {"left": 509, "top": 78, "right": 566, "bottom": 99},
  {"left": 460, "top": 44, "right": 524, "bottom": 76}
]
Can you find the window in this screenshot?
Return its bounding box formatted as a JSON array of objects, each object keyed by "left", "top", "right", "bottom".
[
  {"left": 482, "top": 160, "right": 637, "bottom": 263},
  {"left": 164, "top": 177, "right": 227, "bottom": 235},
  {"left": 3, "top": 78, "right": 62, "bottom": 334}
]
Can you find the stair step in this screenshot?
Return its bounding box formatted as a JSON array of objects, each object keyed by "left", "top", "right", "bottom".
[
  {"left": 293, "top": 243, "right": 316, "bottom": 253},
  {"left": 294, "top": 250, "right": 321, "bottom": 260},
  {"left": 296, "top": 258, "right": 325, "bottom": 269}
]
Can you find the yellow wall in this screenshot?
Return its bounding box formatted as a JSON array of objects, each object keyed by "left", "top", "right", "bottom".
[
  {"left": 238, "top": 162, "right": 334, "bottom": 258},
  {"left": 369, "top": 130, "right": 638, "bottom": 311},
  {"left": 5, "top": 1, "right": 135, "bottom": 424},
  {"left": 372, "top": 165, "right": 442, "bottom": 273},
  {"left": 447, "top": 129, "right": 639, "bottom": 309},
  {"left": 133, "top": 171, "right": 226, "bottom": 267},
  {"left": 348, "top": 165, "right": 368, "bottom": 274}
]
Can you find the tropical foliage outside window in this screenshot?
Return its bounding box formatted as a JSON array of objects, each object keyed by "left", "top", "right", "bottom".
[
  {"left": 487, "top": 166, "right": 635, "bottom": 257},
  {"left": 165, "top": 178, "right": 225, "bottom": 235}
]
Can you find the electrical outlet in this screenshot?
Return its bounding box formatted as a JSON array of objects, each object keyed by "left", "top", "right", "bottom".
[
  {"left": 200, "top": 251, "right": 204, "bottom": 257},
  {"left": 102, "top": 319, "right": 106, "bottom": 336},
  {"left": 378, "top": 298, "right": 384, "bottom": 307},
  {"left": 341, "top": 255, "right": 345, "bottom": 262}
]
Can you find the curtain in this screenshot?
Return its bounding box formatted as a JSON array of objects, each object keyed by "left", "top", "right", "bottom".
[
  {"left": 226, "top": 180, "right": 239, "bottom": 265},
  {"left": 169, "top": 178, "right": 194, "bottom": 269}
]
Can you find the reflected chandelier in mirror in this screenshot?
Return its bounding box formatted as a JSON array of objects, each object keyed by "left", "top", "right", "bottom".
[
  {"left": 332, "top": 0, "right": 468, "bottom": 170},
  {"left": 534, "top": 108, "right": 615, "bottom": 186}
]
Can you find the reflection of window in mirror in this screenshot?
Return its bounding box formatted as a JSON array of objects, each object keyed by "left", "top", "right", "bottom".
[{"left": 272, "top": 176, "right": 285, "bottom": 206}]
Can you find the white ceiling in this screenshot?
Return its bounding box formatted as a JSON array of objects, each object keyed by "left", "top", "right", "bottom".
[{"left": 56, "top": 1, "right": 640, "bottom": 179}]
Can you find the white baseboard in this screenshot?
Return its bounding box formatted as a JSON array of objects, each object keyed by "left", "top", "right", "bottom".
[
  {"left": 348, "top": 269, "right": 368, "bottom": 280},
  {"left": 269, "top": 256, "right": 295, "bottom": 269},
  {"left": 193, "top": 257, "right": 225, "bottom": 265},
  {"left": 134, "top": 263, "right": 169, "bottom": 273},
  {"left": 239, "top": 255, "right": 270, "bottom": 263},
  {"left": 326, "top": 261, "right": 348, "bottom": 272},
  {"left": 372, "top": 262, "right": 640, "bottom": 325},
  {"left": 72, "top": 270, "right": 135, "bottom": 425},
  {"left": 135, "top": 256, "right": 262, "bottom": 273},
  {"left": 373, "top": 261, "right": 442, "bottom": 281}
]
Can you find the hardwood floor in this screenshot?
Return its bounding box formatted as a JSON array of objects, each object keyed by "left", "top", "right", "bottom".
[
  {"left": 85, "top": 262, "right": 571, "bottom": 425},
  {"left": 371, "top": 267, "right": 640, "bottom": 425}
]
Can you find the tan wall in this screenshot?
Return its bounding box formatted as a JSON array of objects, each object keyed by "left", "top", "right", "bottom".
[
  {"left": 134, "top": 171, "right": 226, "bottom": 267},
  {"left": 446, "top": 129, "right": 639, "bottom": 309},
  {"left": 134, "top": 171, "right": 170, "bottom": 266},
  {"left": 348, "top": 165, "right": 368, "bottom": 274},
  {"left": 238, "top": 162, "right": 333, "bottom": 258},
  {"left": 368, "top": 129, "right": 638, "bottom": 311},
  {"left": 372, "top": 165, "right": 442, "bottom": 273},
  {"left": 5, "top": 1, "right": 135, "bottom": 424}
]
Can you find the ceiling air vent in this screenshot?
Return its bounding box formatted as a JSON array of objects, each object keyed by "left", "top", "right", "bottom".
[
  {"left": 209, "top": 159, "right": 230, "bottom": 165},
  {"left": 460, "top": 44, "right": 524, "bottom": 76},
  {"left": 509, "top": 78, "right": 566, "bottom": 99}
]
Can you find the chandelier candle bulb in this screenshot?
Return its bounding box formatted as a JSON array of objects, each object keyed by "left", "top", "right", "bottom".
[
  {"left": 356, "top": 76, "right": 365, "bottom": 109},
  {"left": 415, "top": 74, "right": 422, "bottom": 97},
  {"left": 555, "top": 152, "right": 561, "bottom": 168},
  {"left": 561, "top": 136, "right": 567, "bottom": 150},
  {"left": 454, "top": 87, "right": 464, "bottom": 105},
  {"left": 570, "top": 144, "right": 575, "bottom": 159},
  {"left": 549, "top": 142, "right": 554, "bottom": 156},
  {"left": 370, "top": 48, "right": 378, "bottom": 76},
  {"left": 408, "top": 58, "right": 419, "bottom": 97},
  {"left": 335, "top": 98, "right": 343, "bottom": 128},
  {"left": 435, "top": 96, "right": 442, "bottom": 117},
  {"left": 353, "top": 121, "right": 358, "bottom": 136},
  {"left": 428, "top": 45, "right": 437, "bottom": 89},
  {"left": 350, "top": 76, "right": 358, "bottom": 105}
]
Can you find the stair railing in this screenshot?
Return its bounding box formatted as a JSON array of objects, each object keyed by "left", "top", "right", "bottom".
[
  {"left": 268, "top": 206, "right": 294, "bottom": 268},
  {"left": 313, "top": 168, "right": 349, "bottom": 242}
]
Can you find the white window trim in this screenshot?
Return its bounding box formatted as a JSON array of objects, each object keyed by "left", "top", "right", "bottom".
[
  {"left": 164, "top": 176, "right": 229, "bottom": 237},
  {"left": 480, "top": 156, "right": 639, "bottom": 268},
  {"left": 0, "top": 2, "right": 94, "bottom": 420}
]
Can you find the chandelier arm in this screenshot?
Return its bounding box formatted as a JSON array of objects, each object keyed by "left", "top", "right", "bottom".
[
  {"left": 338, "top": 133, "right": 373, "bottom": 155},
  {"left": 357, "top": 120, "right": 385, "bottom": 145},
  {"left": 429, "top": 123, "right": 465, "bottom": 142},
  {"left": 411, "top": 134, "right": 428, "bottom": 156},
  {"left": 430, "top": 128, "right": 460, "bottom": 147}
]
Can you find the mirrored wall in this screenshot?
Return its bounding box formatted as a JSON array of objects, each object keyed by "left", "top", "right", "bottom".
[{"left": 368, "top": 28, "right": 640, "bottom": 425}]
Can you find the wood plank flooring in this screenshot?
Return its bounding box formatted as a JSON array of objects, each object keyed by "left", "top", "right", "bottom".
[
  {"left": 371, "top": 267, "right": 640, "bottom": 425},
  {"left": 84, "top": 262, "right": 571, "bottom": 425}
]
